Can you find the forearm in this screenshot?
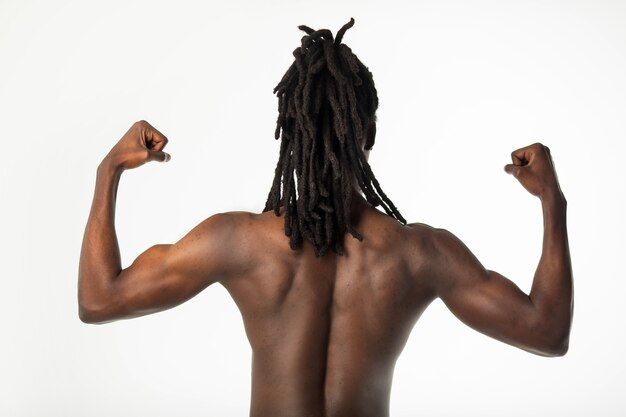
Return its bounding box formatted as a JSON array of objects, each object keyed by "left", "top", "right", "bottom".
[
  {"left": 78, "top": 157, "right": 123, "bottom": 318},
  {"left": 529, "top": 189, "right": 573, "bottom": 350}
]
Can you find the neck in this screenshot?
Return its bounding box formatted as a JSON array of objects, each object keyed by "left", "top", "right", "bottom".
[{"left": 349, "top": 186, "right": 374, "bottom": 220}]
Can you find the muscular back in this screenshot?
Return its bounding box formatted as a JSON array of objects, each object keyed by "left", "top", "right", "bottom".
[
  {"left": 222, "top": 204, "right": 437, "bottom": 417},
  {"left": 79, "top": 123, "right": 571, "bottom": 416}
]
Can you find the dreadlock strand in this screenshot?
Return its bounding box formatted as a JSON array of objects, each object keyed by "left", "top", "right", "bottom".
[
  {"left": 322, "top": 40, "right": 347, "bottom": 86},
  {"left": 301, "top": 29, "right": 334, "bottom": 50},
  {"left": 274, "top": 62, "right": 297, "bottom": 94},
  {"left": 324, "top": 75, "right": 348, "bottom": 142},
  {"left": 334, "top": 17, "right": 355, "bottom": 45},
  {"left": 298, "top": 25, "right": 315, "bottom": 35},
  {"left": 263, "top": 18, "right": 406, "bottom": 256},
  {"left": 338, "top": 44, "right": 361, "bottom": 76},
  {"left": 357, "top": 150, "right": 407, "bottom": 224}
]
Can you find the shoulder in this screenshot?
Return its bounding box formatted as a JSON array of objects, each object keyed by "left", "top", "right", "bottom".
[
  {"left": 405, "top": 222, "right": 471, "bottom": 260},
  {"left": 403, "top": 222, "right": 483, "bottom": 291},
  {"left": 403, "top": 222, "right": 442, "bottom": 255},
  {"left": 202, "top": 210, "right": 258, "bottom": 225},
  {"left": 193, "top": 210, "right": 261, "bottom": 238},
  {"left": 195, "top": 209, "right": 291, "bottom": 255},
  {"left": 175, "top": 211, "right": 264, "bottom": 276}
]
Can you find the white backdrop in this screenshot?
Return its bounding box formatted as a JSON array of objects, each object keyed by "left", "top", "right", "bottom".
[{"left": 1, "top": 1, "right": 625, "bottom": 416}]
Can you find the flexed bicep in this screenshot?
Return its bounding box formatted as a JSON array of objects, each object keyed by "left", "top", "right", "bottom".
[
  {"left": 110, "top": 242, "right": 213, "bottom": 322},
  {"left": 80, "top": 213, "right": 247, "bottom": 324},
  {"left": 430, "top": 228, "right": 563, "bottom": 357}
]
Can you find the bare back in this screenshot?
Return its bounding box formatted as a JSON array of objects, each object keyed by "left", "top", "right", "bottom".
[
  {"left": 80, "top": 129, "right": 572, "bottom": 417},
  {"left": 222, "top": 204, "right": 436, "bottom": 417}
]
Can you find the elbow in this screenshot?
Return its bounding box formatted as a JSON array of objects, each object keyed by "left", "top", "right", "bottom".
[
  {"left": 535, "top": 323, "right": 571, "bottom": 357},
  {"left": 556, "top": 342, "right": 569, "bottom": 357},
  {"left": 78, "top": 304, "right": 102, "bottom": 324},
  {"left": 528, "top": 313, "right": 571, "bottom": 357},
  {"left": 541, "top": 336, "right": 569, "bottom": 357},
  {"left": 78, "top": 282, "right": 117, "bottom": 324},
  {"left": 79, "top": 312, "right": 93, "bottom": 324},
  {"left": 78, "top": 309, "right": 95, "bottom": 324},
  {"left": 546, "top": 317, "right": 572, "bottom": 357},
  {"left": 78, "top": 301, "right": 114, "bottom": 324},
  {"left": 530, "top": 301, "right": 573, "bottom": 357},
  {"left": 525, "top": 336, "right": 569, "bottom": 357},
  {"left": 78, "top": 291, "right": 100, "bottom": 323}
]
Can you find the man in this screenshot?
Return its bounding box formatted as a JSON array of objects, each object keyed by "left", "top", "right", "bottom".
[{"left": 78, "top": 19, "right": 573, "bottom": 417}]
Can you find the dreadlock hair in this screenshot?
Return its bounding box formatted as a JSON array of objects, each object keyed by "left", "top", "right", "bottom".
[{"left": 263, "top": 18, "right": 406, "bottom": 257}]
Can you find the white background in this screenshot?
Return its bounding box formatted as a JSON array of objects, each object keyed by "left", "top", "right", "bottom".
[{"left": 1, "top": 0, "right": 624, "bottom": 416}]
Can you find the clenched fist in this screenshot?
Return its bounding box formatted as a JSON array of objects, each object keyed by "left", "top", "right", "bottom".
[
  {"left": 104, "top": 120, "right": 171, "bottom": 171},
  {"left": 504, "top": 143, "right": 564, "bottom": 201}
]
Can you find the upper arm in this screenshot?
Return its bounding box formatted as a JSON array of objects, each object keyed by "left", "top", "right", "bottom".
[
  {"left": 425, "top": 227, "right": 560, "bottom": 356},
  {"left": 88, "top": 212, "right": 252, "bottom": 323}
]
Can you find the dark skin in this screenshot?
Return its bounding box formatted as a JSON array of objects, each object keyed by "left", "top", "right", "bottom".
[{"left": 79, "top": 120, "right": 573, "bottom": 417}]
